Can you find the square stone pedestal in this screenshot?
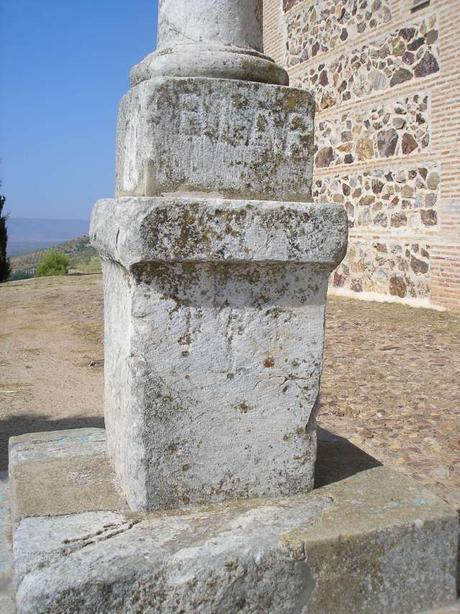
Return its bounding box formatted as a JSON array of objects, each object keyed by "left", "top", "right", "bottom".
[
  {"left": 90, "top": 197, "right": 348, "bottom": 512},
  {"left": 7, "top": 428, "right": 458, "bottom": 614}
]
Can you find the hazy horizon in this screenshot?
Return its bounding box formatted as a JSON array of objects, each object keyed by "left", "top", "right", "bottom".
[{"left": 7, "top": 217, "right": 90, "bottom": 256}]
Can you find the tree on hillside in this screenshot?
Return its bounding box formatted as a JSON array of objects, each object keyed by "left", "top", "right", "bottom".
[
  {"left": 0, "top": 192, "right": 11, "bottom": 282},
  {"left": 36, "top": 250, "right": 70, "bottom": 277}
]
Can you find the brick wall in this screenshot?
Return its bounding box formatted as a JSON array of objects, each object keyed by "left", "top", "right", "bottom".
[{"left": 264, "top": 0, "right": 460, "bottom": 310}]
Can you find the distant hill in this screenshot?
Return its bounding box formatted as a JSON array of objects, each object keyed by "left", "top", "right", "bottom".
[
  {"left": 9, "top": 235, "right": 100, "bottom": 280},
  {"left": 7, "top": 218, "right": 89, "bottom": 256}
]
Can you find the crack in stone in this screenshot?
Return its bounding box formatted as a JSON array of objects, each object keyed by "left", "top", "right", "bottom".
[
  {"left": 61, "top": 520, "right": 141, "bottom": 556},
  {"left": 161, "top": 16, "right": 200, "bottom": 45}
]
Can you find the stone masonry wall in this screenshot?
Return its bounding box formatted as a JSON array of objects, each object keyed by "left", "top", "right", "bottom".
[
  {"left": 313, "top": 165, "right": 440, "bottom": 231},
  {"left": 315, "top": 94, "right": 430, "bottom": 168},
  {"left": 299, "top": 15, "right": 440, "bottom": 111},
  {"left": 264, "top": 0, "right": 460, "bottom": 309},
  {"left": 285, "top": 0, "right": 392, "bottom": 67}
]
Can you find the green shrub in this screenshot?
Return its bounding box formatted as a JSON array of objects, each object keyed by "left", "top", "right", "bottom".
[{"left": 36, "top": 250, "right": 70, "bottom": 277}]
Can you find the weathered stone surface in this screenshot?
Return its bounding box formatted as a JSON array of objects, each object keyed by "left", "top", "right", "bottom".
[
  {"left": 0, "top": 474, "right": 14, "bottom": 614},
  {"left": 157, "top": 0, "right": 264, "bottom": 54},
  {"left": 116, "top": 78, "right": 314, "bottom": 201},
  {"left": 422, "top": 605, "right": 460, "bottom": 614},
  {"left": 414, "top": 51, "right": 440, "bottom": 78},
  {"left": 330, "top": 239, "right": 431, "bottom": 299},
  {"left": 10, "top": 435, "right": 458, "bottom": 614},
  {"left": 391, "top": 212, "right": 407, "bottom": 227},
  {"left": 130, "top": 0, "right": 288, "bottom": 86},
  {"left": 313, "top": 164, "right": 440, "bottom": 236},
  {"left": 283, "top": 0, "right": 300, "bottom": 12},
  {"left": 92, "top": 0, "right": 347, "bottom": 515},
  {"left": 421, "top": 209, "right": 437, "bottom": 226},
  {"left": 9, "top": 429, "right": 124, "bottom": 525},
  {"left": 377, "top": 128, "right": 398, "bottom": 157},
  {"left": 390, "top": 67, "right": 413, "bottom": 87},
  {"left": 402, "top": 132, "right": 418, "bottom": 154},
  {"left": 315, "top": 146, "right": 334, "bottom": 167},
  {"left": 90, "top": 197, "right": 347, "bottom": 512},
  {"left": 91, "top": 197, "right": 347, "bottom": 268},
  {"left": 411, "top": 255, "right": 429, "bottom": 275},
  {"left": 390, "top": 275, "right": 408, "bottom": 298},
  {"left": 356, "top": 137, "right": 374, "bottom": 160},
  {"left": 427, "top": 171, "right": 441, "bottom": 190}
]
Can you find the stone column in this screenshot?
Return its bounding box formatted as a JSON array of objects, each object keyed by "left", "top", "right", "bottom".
[
  {"left": 131, "top": 0, "right": 288, "bottom": 86},
  {"left": 157, "top": 0, "right": 265, "bottom": 52},
  {"left": 91, "top": 0, "right": 347, "bottom": 512}
]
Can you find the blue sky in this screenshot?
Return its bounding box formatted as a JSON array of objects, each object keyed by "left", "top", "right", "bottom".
[{"left": 1, "top": 0, "right": 158, "bottom": 220}]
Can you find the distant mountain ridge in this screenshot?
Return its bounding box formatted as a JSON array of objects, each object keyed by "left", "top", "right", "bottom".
[{"left": 7, "top": 217, "right": 89, "bottom": 256}]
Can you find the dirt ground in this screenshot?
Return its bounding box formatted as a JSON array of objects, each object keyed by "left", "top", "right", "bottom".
[{"left": 1, "top": 274, "right": 459, "bottom": 508}]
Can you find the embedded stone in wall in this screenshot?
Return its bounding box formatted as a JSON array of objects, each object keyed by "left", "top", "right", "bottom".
[
  {"left": 313, "top": 165, "right": 440, "bottom": 231},
  {"left": 301, "top": 15, "right": 439, "bottom": 111},
  {"left": 315, "top": 94, "right": 430, "bottom": 168},
  {"left": 283, "top": 0, "right": 301, "bottom": 11},
  {"left": 285, "top": 0, "right": 391, "bottom": 67},
  {"left": 332, "top": 239, "right": 431, "bottom": 299}
]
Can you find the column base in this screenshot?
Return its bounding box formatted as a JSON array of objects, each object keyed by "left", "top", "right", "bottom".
[{"left": 130, "top": 46, "right": 289, "bottom": 87}]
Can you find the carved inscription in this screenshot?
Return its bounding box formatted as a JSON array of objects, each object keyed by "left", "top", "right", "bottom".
[
  {"left": 118, "top": 79, "right": 315, "bottom": 200},
  {"left": 163, "top": 90, "right": 313, "bottom": 156}
]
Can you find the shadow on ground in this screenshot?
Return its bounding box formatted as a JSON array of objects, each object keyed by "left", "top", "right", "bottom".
[
  {"left": 0, "top": 417, "right": 380, "bottom": 487},
  {"left": 315, "top": 427, "right": 382, "bottom": 488},
  {"left": 0, "top": 414, "right": 105, "bottom": 471}
]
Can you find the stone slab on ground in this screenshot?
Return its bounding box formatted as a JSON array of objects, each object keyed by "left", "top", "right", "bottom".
[
  {"left": 9, "top": 429, "right": 459, "bottom": 614},
  {"left": 8, "top": 429, "right": 125, "bottom": 525}
]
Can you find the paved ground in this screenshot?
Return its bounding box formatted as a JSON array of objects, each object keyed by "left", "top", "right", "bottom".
[
  {"left": 320, "top": 295, "right": 460, "bottom": 509},
  {"left": 0, "top": 274, "right": 459, "bottom": 509}
]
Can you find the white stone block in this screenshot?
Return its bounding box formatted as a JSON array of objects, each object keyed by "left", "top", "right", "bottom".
[
  {"left": 91, "top": 196, "right": 347, "bottom": 511},
  {"left": 8, "top": 433, "right": 458, "bottom": 614}
]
